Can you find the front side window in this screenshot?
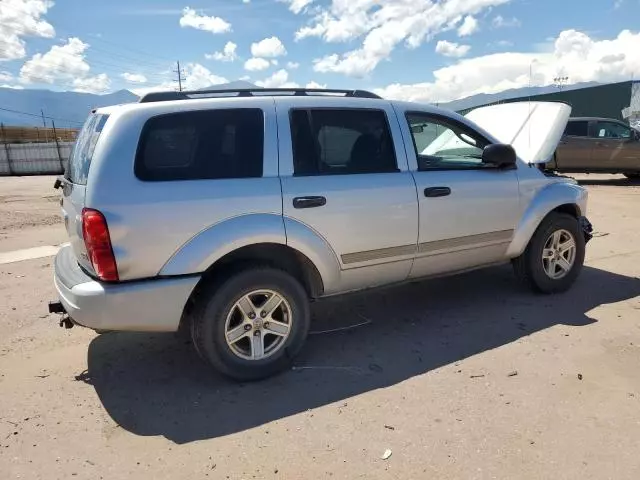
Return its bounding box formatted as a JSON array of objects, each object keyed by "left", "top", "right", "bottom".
[
  {"left": 593, "top": 121, "right": 631, "bottom": 139},
  {"left": 135, "top": 108, "right": 264, "bottom": 181},
  {"left": 564, "top": 120, "right": 589, "bottom": 137},
  {"left": 290, "top": 108, "right": 398, "bottom": 176},
  {"left": 406, "top": 113, "right": 489, "bottom": 171}
]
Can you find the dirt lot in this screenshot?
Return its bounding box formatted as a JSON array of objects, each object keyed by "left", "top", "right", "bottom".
[{"left": 1, "top": 175, "right": 639, "bottom": 480}]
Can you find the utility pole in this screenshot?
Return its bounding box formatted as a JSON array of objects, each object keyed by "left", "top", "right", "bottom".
[
  {"left": 174, "top": 61, "right": 186, "bottom": 92},
  {"left": 41, "top": 109, "right": 46, "bottom": 128}
]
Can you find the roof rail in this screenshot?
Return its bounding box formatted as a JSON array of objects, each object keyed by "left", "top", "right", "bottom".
[{"left": 138, "top": 88, "right": 382, "bottom": 103}]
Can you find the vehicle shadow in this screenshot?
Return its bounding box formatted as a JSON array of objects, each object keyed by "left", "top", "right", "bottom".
[
  {"left": 577, "top": 176, "right": 640, "bottom": 186},
  {"left": 84, "top": 265, "right": 640, "bottom": 444}
]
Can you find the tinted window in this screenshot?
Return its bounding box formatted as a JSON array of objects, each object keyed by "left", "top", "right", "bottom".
[
  {"left": 594, "top": 121, "right": 631, "bottom": 139},
  {"left": 66, "top": 114, "right": 109, "bottom": 185},
  {"left": 290, "top": 108, "right": 397, "bottom": 176},
  {"left": 406, "top": 113, "right": 489, "bottom": 171},
  {"left": 564, "top": 120, "right": 589, "bottom": 137},
  {"left": 135, "top": 109, "right": 264, "bottom": 181}
]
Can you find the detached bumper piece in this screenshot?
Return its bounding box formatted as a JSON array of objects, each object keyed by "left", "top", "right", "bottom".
[
  {"left": 580, "top": 216, "right": 593, "bottom": 243},
  {"left": 48, "top": 301, "right": 74, "bottom": 328}
]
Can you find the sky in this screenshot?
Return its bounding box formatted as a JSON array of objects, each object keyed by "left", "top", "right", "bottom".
[{"left": 0, "top": 0, "right": 639, "bottom": 103}]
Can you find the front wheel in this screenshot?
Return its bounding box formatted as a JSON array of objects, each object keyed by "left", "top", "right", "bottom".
[
  {"left": 190, "top": 268, "right": 310, "bottom": 381},
  {"left": 512, "top": 213, "right": 585, "bottom": 294}
]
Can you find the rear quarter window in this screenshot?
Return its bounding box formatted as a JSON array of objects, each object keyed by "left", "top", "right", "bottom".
[
  {"left": 66, "top": 114, "right": 109, "bottom": 185},
  {"left": 135, "top": 108, "right": 264, "bottom": 181}
]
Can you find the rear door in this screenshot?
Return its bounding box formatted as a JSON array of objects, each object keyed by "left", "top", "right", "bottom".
[
  {"left": 61, "top": 113, "right": 109, "bottom": 273},
  {"left": 555, "top": 120, "right": 594, "bottom": 172},
  {"left": 591, "top": 120, "right": 640, "bottom": 171},
  {"left": 276, "top": 98, "right": 419, "bottom": 292}
]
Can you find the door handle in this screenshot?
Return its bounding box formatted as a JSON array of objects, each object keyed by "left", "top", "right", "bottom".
[
  {"left": 293, "top": 196, "right": 327, "bottom": 209},
  {"left": 424, "top": 187, "right": 451, "bottom": 198}
]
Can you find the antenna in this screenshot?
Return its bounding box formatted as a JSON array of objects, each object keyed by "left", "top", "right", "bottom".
[{"left": 173, "top": 61, "right": 186, "bottom": 92}]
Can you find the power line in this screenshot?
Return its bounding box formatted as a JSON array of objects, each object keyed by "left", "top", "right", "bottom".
[{"left": 0, "top": 106, "right": 85, "bottom": 125}]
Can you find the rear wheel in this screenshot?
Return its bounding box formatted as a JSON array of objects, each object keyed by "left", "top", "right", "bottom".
[
  {"left": 190, "top": 267, "right": 310, "bottom": 381},
  {"left": 512, "top": 212, "right": 585, "bottom": 294}
]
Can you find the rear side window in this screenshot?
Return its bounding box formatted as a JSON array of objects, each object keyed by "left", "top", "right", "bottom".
[
  {"left": 135, "top": 108, "right": 264, "bottom": 181},
  {"left": 66, "top": 114, "right": 109, "bottom": 185},
  {"left": 290, "top": 108, "right": 398, "bottom": 176},
  {"left": 564, "top": 120, "right": 588, "bottom": 137}
]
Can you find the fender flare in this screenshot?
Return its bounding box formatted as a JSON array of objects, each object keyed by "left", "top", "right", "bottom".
[
  {"left": 159, "top": 214, "right": 287, "bottom": 276},
  {"left": 507, "top": 181, "right": 588, "bottom": 258},
  {"left": 283, "top": 217, "right": 342, "bottom": 295}
]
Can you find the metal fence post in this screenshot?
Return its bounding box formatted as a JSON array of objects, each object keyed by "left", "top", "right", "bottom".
[
  {"left": 51, "top": 120, "right": 65, "bottom": 174},
  {"left": 0, "top": 123, "right": 14, "bottom": 176}
]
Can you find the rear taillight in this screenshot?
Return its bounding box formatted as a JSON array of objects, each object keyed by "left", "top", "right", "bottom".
[{"left": 81, "top": 208, "right": 118, "bottom": 282}]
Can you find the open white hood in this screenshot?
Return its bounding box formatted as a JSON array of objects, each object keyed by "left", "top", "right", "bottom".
[{"left": 465, "top": 101, "right": 572, "bottom": 164}]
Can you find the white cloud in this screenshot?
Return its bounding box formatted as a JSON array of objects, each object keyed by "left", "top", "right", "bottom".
[
  {"left": 492, "top": 15, "right": 520, "bottom": 28},
  {"left": 287, "top": 61, "right": 300, "bottom": 69},
  {"left": 0, "top": 0, "right": 55, "bottom": 61},
  {"left": 244, "top": 57, "right": 270, "bottom": 71},
  {"left": 281, "top": 0, "right": 314, "bottom": 14},
  {"left": 72, "top": 74, "right": 111, "bottom": 94},
  {"left": 251, "top": 36, "right": 287, "bottom": 58},
  {"left": 120, "top": 72, "right": 148, "bottom": 84},
  {"left": 435, "top": 40, "right": 470, "bottom": 58},
  {"left": 20, "top": 37, "right": 91, "bottom": 84},
  {"left": 0, "top": 71, "right": 13, "bottom": 82},
  {"left": 271, "top": 59, "right": 278, "bottom": 66},
  {"left": 181, "top": 62, "right": 228, "bottom": 89},
  {"left": 205, "top": 41, "right": 238, "bottom": 61},
  {"left": 614, "top": 0, "right": 623, "bottom": 8},
  {"left": 239, "top": 75, "right": 251, "bottom": 81},
  {"left": 375, "top": 29, "right": 640, "bottom": 104},
  {"left": 304, "top": 0, "right": 507, "bottom": 77},
  {"left": 0, "top": 84, "right": 24, "bottom": 89},
  {"left": 179, "top": 7, "right": 231, "bottom": 34},
  {"left": 306, "top": 81, "right": 327, "bottom": 89},
  {"left": 457, "top": 15, "right": 479, "bottom": 36},
  {"left": 255, "top": 69, "right": 299, "bottom": 88}
]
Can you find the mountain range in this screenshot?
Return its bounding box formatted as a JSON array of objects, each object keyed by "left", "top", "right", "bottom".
[{"left": 0, "top": 81, "right": 600, "bottom": 128}]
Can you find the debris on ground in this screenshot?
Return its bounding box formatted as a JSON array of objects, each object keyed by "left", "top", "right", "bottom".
[
  {"left": 470, "top": 374, "right": 485, "bottom": 379},
  {"left": 508, "top": 371, "right": 518, "bottom": 377},
  {"left": 381, "top": 449, "right": 392, "bottom": 460},
  {"left": 310, "top": 314, "right": 373, "bottom": 335},
  {"left": 384, "top": 425, "right": 395, "bottom": 430},
  {"left": 578, "top": 374, "right": 583, "bottom": 380}
]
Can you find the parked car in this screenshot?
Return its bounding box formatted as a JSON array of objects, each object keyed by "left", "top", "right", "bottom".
[
  {"left": 546, "top": 117, "right": 640, "bottom": 178},
  {"left": 50, "top": 90, "right": 592, "bottom": 380}
]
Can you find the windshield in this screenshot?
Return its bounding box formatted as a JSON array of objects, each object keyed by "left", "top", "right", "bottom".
[{"left": 65, "top": 113, "right": 109, "bottom": 185}]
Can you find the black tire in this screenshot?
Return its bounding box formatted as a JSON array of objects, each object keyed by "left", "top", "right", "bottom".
[
  {"left": 512, "top": 212, "right": 585, "bottom": 294},
  {"left": 624, "top": 173, "right": 640, "bottom": 179},
  {"left": 190, "top": 267, "right": 310, "bottom": 381}
]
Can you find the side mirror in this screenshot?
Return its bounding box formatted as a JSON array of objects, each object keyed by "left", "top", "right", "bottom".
[{"left": 482, "top": 143, "right": 517, "bottom": 169}]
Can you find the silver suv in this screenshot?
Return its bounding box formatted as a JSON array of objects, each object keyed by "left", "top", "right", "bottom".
[{"left": 51, "top": 89, "right": 592, "bottom": 380}]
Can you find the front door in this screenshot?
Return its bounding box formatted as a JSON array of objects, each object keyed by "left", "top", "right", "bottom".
[
  {"left": 555, "top": 120, "right": 593, "bottom": 172},
  {"left": 397, "top": 109, "right": 520, "bottom": 278},
  {"left": 276, "top": 99, "right": 419, "bottom": 293},
  {"left": 591, "top": 120, "right": 640, "bottom": 171}
]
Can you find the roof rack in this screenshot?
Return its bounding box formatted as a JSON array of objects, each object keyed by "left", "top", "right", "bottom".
[{"left": 138, "top": 88, "right": 382, "bottom": 103}]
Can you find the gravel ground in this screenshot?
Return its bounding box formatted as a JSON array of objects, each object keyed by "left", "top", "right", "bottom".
[{"left": 0, "top": 174, "right": 639, "bottom": 480}]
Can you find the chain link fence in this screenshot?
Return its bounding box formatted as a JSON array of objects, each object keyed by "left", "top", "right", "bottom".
[{"left": 0, "top": 123, "right": 77, "bottom": 176}]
